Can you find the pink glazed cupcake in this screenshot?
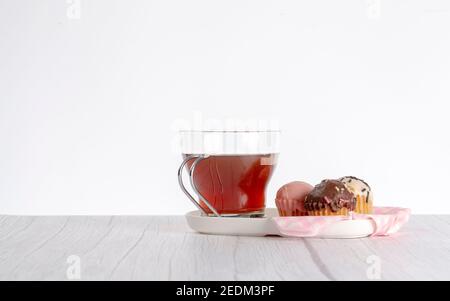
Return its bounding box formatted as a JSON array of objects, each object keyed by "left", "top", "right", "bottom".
[{"left": 275, "top": 181, "right": 314, "bottom": 216}]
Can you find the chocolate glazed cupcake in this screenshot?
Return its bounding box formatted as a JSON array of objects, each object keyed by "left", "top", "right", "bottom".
[{"left": 305, "top": 179, "right": 356, "bottom": 216}]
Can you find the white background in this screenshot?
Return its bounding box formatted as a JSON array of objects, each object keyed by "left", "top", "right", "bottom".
[{"left": 1, "top": 0, "right": 450, "bottom": 214}]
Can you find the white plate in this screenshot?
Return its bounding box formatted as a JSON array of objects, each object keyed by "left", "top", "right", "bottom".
[{"left": 186, "top": 208, "right": 375, "bottom": 239}]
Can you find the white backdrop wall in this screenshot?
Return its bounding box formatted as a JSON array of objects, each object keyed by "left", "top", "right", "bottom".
[{"left": 1, "top": 0, "right": 450, "bottom": 214}]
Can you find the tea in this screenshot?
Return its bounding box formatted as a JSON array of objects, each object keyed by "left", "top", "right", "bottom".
[{"left": 183, "top": 154, "right": 277, "bottom": 216}]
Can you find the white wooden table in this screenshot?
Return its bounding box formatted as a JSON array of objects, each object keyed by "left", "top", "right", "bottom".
[{"left": 0, "top": 215, "right": 449, "bottom": 280}]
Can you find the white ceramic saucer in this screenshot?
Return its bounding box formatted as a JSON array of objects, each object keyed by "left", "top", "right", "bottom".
[{"left": 186, "top": 208, "right": 375, "bottom": 239}]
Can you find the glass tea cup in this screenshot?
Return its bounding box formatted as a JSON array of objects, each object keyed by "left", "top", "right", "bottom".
[{"left": 177, "top": 130, "right": 280, "bottom": 217}]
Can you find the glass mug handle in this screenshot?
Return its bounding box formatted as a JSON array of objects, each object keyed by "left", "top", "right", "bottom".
[{"left": 177, "top": 155, "right": 221, "bottom": 217}]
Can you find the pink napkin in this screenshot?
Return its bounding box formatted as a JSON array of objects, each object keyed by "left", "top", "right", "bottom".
[{"left": 272, "top": 207, "right": 411, "bottom": 237}]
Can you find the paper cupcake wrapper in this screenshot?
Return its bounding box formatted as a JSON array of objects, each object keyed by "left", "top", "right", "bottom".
[
  {"left": 355, "top": 194, "right": 373, "bottom": 214},
  {"left": 276, "top": 194, "right": 373, "bottom": 216},
  {"left": 307, "top": 207, "right": 349, "bottom": 216},
  {"left": 275, "top": 198, "right": 307, "bottom": 217}
]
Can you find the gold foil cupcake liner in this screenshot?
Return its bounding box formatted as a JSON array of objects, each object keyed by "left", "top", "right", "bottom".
[
  {"left": 307, "top": 207, "right": 350, "bottom": 216},
  {"left": 279, "top": 193, "right": 373, "bottom": 216},
  {"left": 355, "top": 195, "right": 373, "bottom": 214}
]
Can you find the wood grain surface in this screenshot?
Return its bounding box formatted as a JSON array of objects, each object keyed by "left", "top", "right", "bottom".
[{"left": 0, "top": 215, "right": 449, "bottom": 280}]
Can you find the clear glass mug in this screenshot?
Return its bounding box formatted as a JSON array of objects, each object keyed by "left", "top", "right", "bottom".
[{"left": 177, "top": 130, "right": 280, "bottom": 217}]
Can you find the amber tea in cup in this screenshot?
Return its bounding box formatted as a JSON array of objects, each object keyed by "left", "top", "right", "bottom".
[{"left": 178, "top": 130, "right": 280, "bottom": 217}]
